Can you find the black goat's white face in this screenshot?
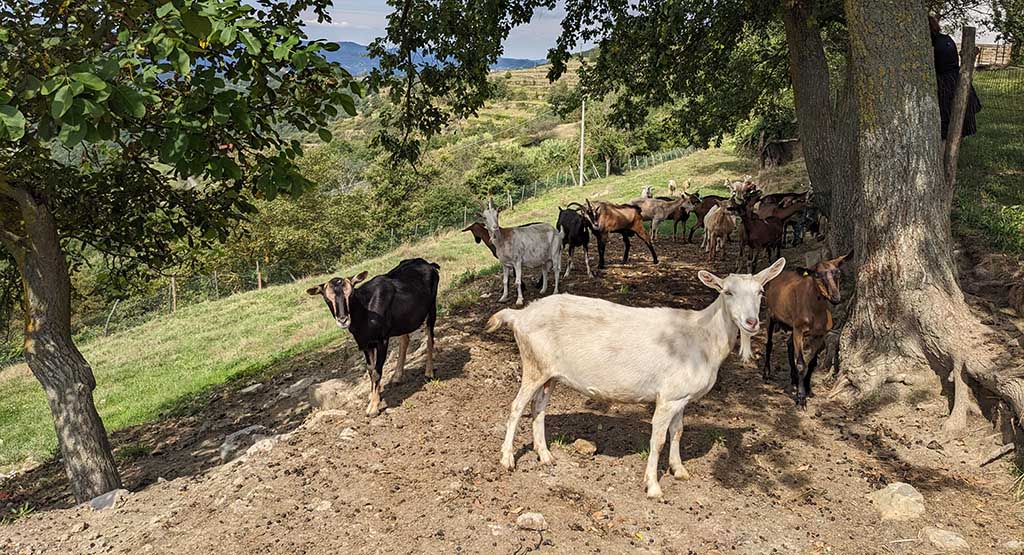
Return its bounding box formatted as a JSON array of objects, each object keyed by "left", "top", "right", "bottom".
[{"left": 306, "top": 271, "right": 369, "bottom": 329}]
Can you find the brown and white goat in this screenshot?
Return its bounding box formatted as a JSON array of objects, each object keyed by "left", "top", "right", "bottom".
[
  {"left": 488, "top": 259, "right": 786, "bottom": 498},
  {"left": 462, "top": 222, "right": 496, "bottom": 258},
  {"left": 687, "top": 193, "right": 728, "bottom": 244},
  {"left": 482, "top": 206, "right": 562, "bottom": 306},
  {"left": 629, "top": 195, "right": 696, "bottom": 243},
  {"left": 704, "top": 201, "right": 735, "bottom": 261},
  {"left": 580, "top": 199, "right": 658, "bottom": 268},
  {"left": 763, "top": 252, "right": 851, "bottom": 408}
]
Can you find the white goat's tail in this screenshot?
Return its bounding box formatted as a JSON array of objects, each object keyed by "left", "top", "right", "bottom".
[{"left": 486, "top": 308, "right": 517, "bottom": 333}]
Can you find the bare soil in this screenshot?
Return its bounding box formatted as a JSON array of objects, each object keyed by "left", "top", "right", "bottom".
[{"left": 2, "top": 237, "right": 1023, "bottom": 554}]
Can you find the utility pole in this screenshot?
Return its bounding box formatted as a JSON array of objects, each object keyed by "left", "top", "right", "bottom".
[{"left": 578, "top": 98, "right": 586, "bottom": 187}]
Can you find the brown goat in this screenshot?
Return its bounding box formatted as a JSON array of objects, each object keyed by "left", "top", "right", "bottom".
[
  {"left": 763, "top": 252, "right": 852, "bottom": 408},
  {"left": 732, "top": 200, "right": 807, "bottom": 273},
  {"left": 580, "top": 199, "right": 658, "bottom": 268},
  {"left": 462, "top": 222, "right": 497, "bottom": 258},
  {"left": 686, "top": 193, "right": 728, "bottom": 243}
]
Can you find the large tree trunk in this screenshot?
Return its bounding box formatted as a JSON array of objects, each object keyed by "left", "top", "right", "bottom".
[
  {"left": 0, "top": 181, "right": 122, "bottom": 503},
  {"left": 782, "top": 0, "right": 858, "bottom": 256},
  {"left": 836, "top": 0, "right": 1024, "bottom": 434}
]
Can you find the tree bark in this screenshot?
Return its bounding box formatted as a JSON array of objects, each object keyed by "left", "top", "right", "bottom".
[
  {"left": 0, "top": 179, "right": 122, "bottom": 503},
  {"left": 782, "top": 0, "right": 858, "bottom": 257},
  {"left": 836, "top": 0, "right": 1024, "bottom": 433}
]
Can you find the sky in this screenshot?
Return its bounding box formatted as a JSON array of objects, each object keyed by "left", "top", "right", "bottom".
[{"left": 301, "top": 1, "right": 592, "bottom": 60}]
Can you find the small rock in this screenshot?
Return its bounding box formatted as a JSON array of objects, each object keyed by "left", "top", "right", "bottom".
[
  {"left": 307, "top": 409, "right": 349, "bottom": 428},
  {"left": 285, "top": 377, "right": 315, "bottom": 396},
  {"left": 488, "top": 524, "right": 505, "bottom": 536},
  {"left": 309, "top": 379, "right": 352, "bottom": 410},
  {"left": 219, "top": 425, "right": 270, "bottom": 462},
  {"left": 245, "top": 437, "right": 278, "bottom": 457},
  {"left": 339, "top": 427, "right": 358, "bottom": 441},
  {"left": 313, "top": 500, "right": 333, "bottom": 512},
  {"left": 239, "top": 383, "right": 263, "bottom": 395},
  {"left": 926, "top": 440, "right": 943, "bottom": 451},
  {"left": 70, "top": 522, "right": 88, "bottom": 534},
  {"left": 156, "top": 477, "right": 167, "bottom": 484},
  {"left": 920, "top": 526, "right": 969, "bottom": 551},
  {"left": 1003, "top": 539, "right": 1024, "bottom": 553},
  {"left": 572, "top": 438, "right": 598, "bottom": 456},
  {"left": 866, "top": 482, "right": 925, "bottom": 521},
  {"left": 85, "top": 488, "right": 130, "bottom": 511},
  {"left": 492, "top": 422, "right": 507, "bottom": 438},
  {"left": 516, "top": 512, "right": 548, "bottom": 531}
]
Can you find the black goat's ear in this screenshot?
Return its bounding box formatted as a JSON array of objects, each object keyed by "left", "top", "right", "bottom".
[
  {"left": 350, "top": 271, "right": 369, "bottom": 286},
  {"left": 306, "top": 284, "right": 324, "bottom": 296}
]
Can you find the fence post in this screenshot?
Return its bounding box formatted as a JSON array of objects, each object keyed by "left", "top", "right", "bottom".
[
  {"left": 170, "top": 276, "right": 177, "bottom": 314},
  {"left": 103, "top": 299, "right": 120, "bottom": 336},
  {"left": 463, "top": 206, "right": 467, "bottom": 226},
  {"left": 507, "top": 190, "right": 513, "bottom": 209},
  {"left": 568, "top": 166, "right": 578, "bottom": 186},
  {"left": 212, "top": 271, "right": 219, "bottom": 298},
  {"left": 591, "top": 161, "right": 601, "bottom": 180},
  {"left": 256, "top": 260, "right": 263, "bottom": 290}
]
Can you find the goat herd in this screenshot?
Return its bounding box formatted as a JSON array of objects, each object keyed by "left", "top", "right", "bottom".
[{"left": 307, "top": 177, "right": 851, "bottom": 498}]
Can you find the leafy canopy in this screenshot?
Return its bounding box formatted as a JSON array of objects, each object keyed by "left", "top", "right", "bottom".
[{"left": 0, "top": 0, "right": 358, "bottom": 288}]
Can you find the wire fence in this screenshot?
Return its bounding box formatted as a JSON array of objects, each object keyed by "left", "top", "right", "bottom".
[{"left": 976, "top": 65, "right": 1024, "bottom": 112}]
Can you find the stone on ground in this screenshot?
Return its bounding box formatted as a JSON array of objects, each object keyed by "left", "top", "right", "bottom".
[
  {"left": 920, "top": 526, "right": 969, "bottom": 551},
  {"left": 516, "top": 512, "right": 548, "bottom": 531},
  {"left": 85, "top": 488, "right": 130, "bottom": 511},
  {"left": 219, "top": 425, "right": 269, "bottom": 462},
  {"left": 866, "top": 482, "right": 925, "bottom": 521}
]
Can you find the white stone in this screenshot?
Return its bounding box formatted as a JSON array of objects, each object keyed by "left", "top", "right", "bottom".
[
  {"left": 516, "top": 512, "right": 548, "bottom": 531},
  {"left": 239, "top": 383, "right": 263, "bottom": 394},
  {"left": 85, "top": 488, "right": 130, "bottom": 511},
  {"left": 920, "top": 526, "right": 969, "bottom": 552},
  {"left": 219, "top": 425, "right": 269, "bottom": 462},
  {"left": 866, "top": 482, "right": 925, "bottom": 521}
]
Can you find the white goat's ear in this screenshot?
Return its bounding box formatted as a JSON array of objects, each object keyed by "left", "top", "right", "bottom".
[
  {"left": 698, "top": 270, "right": 724, "bottom": 292},
  {"left": 350, "top": 271, "right": 369, "bottom": 286},
  {"left": 306, "top": 284, "right": 324, "bottom": 296},
  {"left": 756, "top": 258, "right": 787, "bottom": 285}
]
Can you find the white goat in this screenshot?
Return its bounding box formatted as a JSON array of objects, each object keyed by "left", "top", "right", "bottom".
[
  {"left": 487, "top": 259, "right": 786, "bottom": 498},
  {"left": 641, "top": 185, "right": 654, "bottom": 198},
  {"left": 629, "top": 195, "right": 696, "bottom": 243},
  {"left": 483, "top": 206, "right": 562, "bottom": 306},
  {"left": 704, "top": 201, "right": 735, "bottom": 259}
]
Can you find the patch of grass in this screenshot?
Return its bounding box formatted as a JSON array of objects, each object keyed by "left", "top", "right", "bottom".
[
  {"left": 550, "top": 434, "right": 573, "bottom": 449},
  {"left": 954, "top": 69, "right": 1024, "bottom": 254},
  {"left": 633, "top": 446, "right": 651, "bottom": 458},
  {"left": 618, "top": 284, "right": 631, "bottom": 294},
  {"left": 0, "top": 503, "right": 34, "bottom": 525},
  {"left": 702, "top": 429, "right": 728, "bottom": 448},
  {"left": 1011, "top": 461, "right": 1024, "bottom": 501}
]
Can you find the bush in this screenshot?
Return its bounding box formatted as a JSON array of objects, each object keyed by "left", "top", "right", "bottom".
[
  {"left": 547, "top": 82, "right": 582, "bottom": 120},
  {"left": 464, "top": 144, "right": 540, "bottom": 198}
]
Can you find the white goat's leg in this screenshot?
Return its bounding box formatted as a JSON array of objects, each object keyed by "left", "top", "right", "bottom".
[
  {"left": 668, "top": 410, "right": 691, "bottom": 480},
  {"left": 514, "top": 260, "right": 524, "bottom": 305},
  {"left": 539, "top": 266, "right": 548, "bottom": 294},
  {"left": 500, "top": 378, "right": 545, "bottom": 470},
  {"left": 531, "top": 382, "right": 554, "bottom": 465},
  {"left": 498, "top": 265, "right": 510, "bottom": 302},
  {"left": 563, "top": 249, "right": 574, "bottom": 278},
  {"left": 425, "top": 326, "right": 435, "bottom": 379},
  {"left": 584, "top": 247, "right": 593, "bottom": 277},
  {"left": 644, "top": 403, "right": 675, "bottom": 498},
  {"left": 552, "top": 255, "right": 560, "bottom": 294},
  {"left": 392, "top": 334, "right": 410, "bottom": 383}
]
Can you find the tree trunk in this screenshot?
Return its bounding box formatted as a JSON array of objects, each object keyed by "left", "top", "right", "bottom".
[
  {"left": 836, "top": 0, "right": 1024, "bottom": 433},
  {"left": 0, "top": 181, "right": 121, "bottom": 503},
  {"left": 782, "top": 0, "right": 858, "bottom": 256}
]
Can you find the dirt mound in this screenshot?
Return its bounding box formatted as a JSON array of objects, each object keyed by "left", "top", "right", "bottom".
[{"left": 2, "top": 238, "right": 1023, "bottom": 554}]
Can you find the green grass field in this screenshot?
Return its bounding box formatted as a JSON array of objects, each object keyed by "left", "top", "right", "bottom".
[
  {"left": 0, "top": 145, "right": 767, "bottom": 470},
  {"left": 954, "top": 68, "right": 1024, "bottom": 253}
]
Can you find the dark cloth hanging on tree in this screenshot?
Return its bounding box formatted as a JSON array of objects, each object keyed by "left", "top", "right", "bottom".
[{"left": 932, "top": 31, "right": 982, "bottom": 139}]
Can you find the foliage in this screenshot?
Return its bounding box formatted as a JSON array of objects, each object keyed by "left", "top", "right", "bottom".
[
  {"left": 0, "top": 0, "right": 358, "bottom": 308},
  {"left": 547, "top": 82, "right": 582, "bottom": 120},
  {"left": 464, "top": 144, "right": 539, "bottom": 198},
  {"left": 989, "top": 0, "right": 1024, "bottom": 62}
]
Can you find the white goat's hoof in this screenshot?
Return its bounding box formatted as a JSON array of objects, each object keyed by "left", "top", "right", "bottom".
[
  {"left": 646, "top": 484, "right": 663, "bottom": 499},
  {"left": 500, "top": 453, "right": 516, "bottom": 471},
  {"left": 672, "top": 466, "right": 691, "bottom": 480},
  {"left": 537, "top": 450, "right": 554, "bottom": 465},
  {"left": 515, "top": 299, "right": 524, "bottom": 306}
]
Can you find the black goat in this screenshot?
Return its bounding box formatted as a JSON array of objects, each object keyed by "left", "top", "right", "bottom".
[
  {"left": 558, "top": 203, "right": 593, "bottom": 277},
  {"left": 307, "top": 258, "right": 440, "bottom": 417}
]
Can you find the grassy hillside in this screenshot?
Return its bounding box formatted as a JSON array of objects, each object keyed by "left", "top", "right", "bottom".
[{"left": 0, "top": 145, "right": 770, "bottom": 470}]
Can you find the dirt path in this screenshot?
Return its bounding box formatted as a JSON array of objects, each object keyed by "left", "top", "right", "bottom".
[{"left": 2, "top": 237, "right": 1022, "bottom": 554}]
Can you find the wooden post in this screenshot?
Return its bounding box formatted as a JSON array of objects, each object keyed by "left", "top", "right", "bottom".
[
  {"left": 568, "top": 166, "right": 578, "bottom": 186},
  {"left": 170, "top": 276, "right": 177, "bottom": 314},
  {"left": 591, "top": 161, "right": 601, "bottom": 179},
  {"left": 463, "top": 206, "right": 467, "bottom": 225},
  {"left": 507, "top": 190, "right": 513, "bottom": 208},
  {"left": 944, "top": 26, "right": 978, "bottom": 190},
  {"left": 103, "top": 299, "right": 120, "bottom": 336},
  {"left": 212, "top": 271, "right": 219, "bottom": 298},
  {"left": 256, "top": 260, "right": 263, "bottom": 290}
]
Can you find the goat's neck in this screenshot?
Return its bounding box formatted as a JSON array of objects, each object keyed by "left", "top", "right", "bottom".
[{"left": 693, "top": 295, "right": 741, "bottom": 366}]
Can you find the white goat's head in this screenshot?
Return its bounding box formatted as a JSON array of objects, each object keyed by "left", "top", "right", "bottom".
[
  {"left": 482, "top": 205, "right": 501, "bottom": 234},
  {"left": 641, "top": 185, "right": 654, "bottom": 198},
  {"left": 698, "top": 258, "right": 786, "bottom": 362}
]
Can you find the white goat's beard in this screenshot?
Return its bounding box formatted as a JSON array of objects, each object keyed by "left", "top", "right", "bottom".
[{"left": 738, "top": 330, "right": 753, "bottom": 363}]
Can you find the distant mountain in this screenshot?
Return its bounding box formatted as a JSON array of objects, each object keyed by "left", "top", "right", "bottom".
[{"left": 323, "top": 42, "right": 546, "bottom": 75}]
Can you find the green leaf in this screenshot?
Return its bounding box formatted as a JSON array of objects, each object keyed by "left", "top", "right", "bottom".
[
  {"left": 339, "top": 94, "right": 356, "bottom": 116},
  {"left": 51, "top": 85, "right": 75, "bottom": 118},
  {"left": 40, "top": 76, "right": 62, "bottom": 95},
  {"left": 156, "top": 1, "right": 177, "bottom": 18},
  {"left": 0, "top": 105, "right": 26, "bottom": 140},
  {"left": 19, "top": 75, "right": 42, "bottom": 99},
  {"left": 317, "top": 128, "right": 332, "bottom": 142},
  {"left": 273, "top": 44, "right": 290, "bottom": 61},
  {"left": 96, "top": 59, "right": 120, "bottom": 80},
  {"left": 182, "top": 10, "right": 213, "bottom": 39},
  {"left": 172, "top": 48, "right": 191, "bottom": 75},
  {"left": 220, "top": 26, "right": 237, "bottom": 45},
  {"left": 113, "top": 86, "right": 146, "bottom": 118},
  {"left": 322, "top": 42, "right": 340, "bottom": 52},
  {"left": 58, "top": 122, "right": 86, "bottom": 148},
  {"left": 239, "top": 31, "right": 261, "bottom": 55},
  {"left": 71, "top": 72, "right": 106, "bottom": 91}
]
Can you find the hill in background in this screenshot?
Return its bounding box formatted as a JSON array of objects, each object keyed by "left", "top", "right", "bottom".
[{"left": 325, "top": 41, "right": 547, "bottom": 75}]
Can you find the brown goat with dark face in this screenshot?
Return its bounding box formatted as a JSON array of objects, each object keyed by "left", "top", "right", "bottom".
[
  {"left": 762, "top": 252, "right": 852, "bottom": 408},
  {"left": 462, "top": 222, "right": 497, "bottom": 258},
  {"left": 579, "top": 199, "right": 658, "bottom": 269}
]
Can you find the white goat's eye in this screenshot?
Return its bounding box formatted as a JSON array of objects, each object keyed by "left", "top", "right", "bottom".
[{"left": 724, "top": 290, "right": 733, "bottom": 296}]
